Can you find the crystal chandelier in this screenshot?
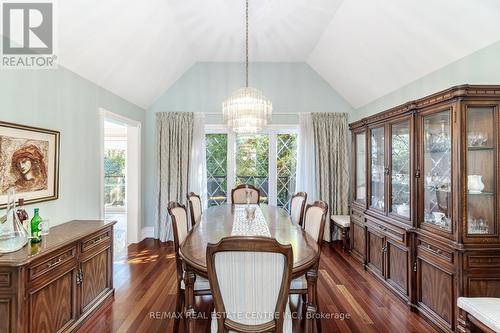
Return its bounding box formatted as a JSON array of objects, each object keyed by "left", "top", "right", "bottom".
[{"left": 222, "top": 0, "right": 272, "bottom": 134}]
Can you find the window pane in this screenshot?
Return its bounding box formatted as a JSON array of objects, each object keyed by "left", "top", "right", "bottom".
[
  {"left": 277, "top": 133, "right": 298, "bottom": 211},
  {"left": 104, "top": 142, "right": 126, "bottom": 209},
  {"left": 355, "top": 133, "right": 366, "bottom": 202},
  {"left": 236, "top": 134, "right": 269, "bottom": 203},
  {"left": 391, "top": 122, "right": 410, "bottom": 218},
  {"left": 370, "top": 127, "right": 385, "bottom": 210},
  {"left": 206, "top": 134, "right": 228, "bottom": 206}
]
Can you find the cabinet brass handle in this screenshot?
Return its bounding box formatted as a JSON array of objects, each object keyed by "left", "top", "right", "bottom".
[
  {"left": 47, "top": 257, "right": 63, "bottom": 268},
  {"left": 384, "top": 168, "right": 390, "bottom": 175},
  {"left": 76, "top": 270, "right": 84, "bottom": 285}
]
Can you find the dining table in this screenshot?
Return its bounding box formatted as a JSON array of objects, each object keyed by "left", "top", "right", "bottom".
[{"left": 179, "top": 203, "right": 321, "bottom": 333}]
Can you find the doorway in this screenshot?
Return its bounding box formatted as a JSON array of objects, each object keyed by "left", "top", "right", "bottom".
[{"left": 100, "top": 110, "right": 141, "bottom": 259}]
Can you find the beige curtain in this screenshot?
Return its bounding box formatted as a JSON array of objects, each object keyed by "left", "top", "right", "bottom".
[
  {"left": 312, "top": 113, "right": 349, "bottom": 241},
  {"left": 155, "top": 112, "right": 194, "bottom": 241}
]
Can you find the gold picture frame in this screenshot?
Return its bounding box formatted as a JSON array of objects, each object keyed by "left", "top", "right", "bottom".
[{"left": 0, "top": 121, "right": 60, "bottom": 209}]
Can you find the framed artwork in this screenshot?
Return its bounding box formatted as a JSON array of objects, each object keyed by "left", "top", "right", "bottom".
[{"left": 0, "top": 121, "right": 60, "bottom": 209}]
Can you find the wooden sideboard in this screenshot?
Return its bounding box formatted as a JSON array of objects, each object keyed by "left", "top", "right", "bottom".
[
  {"left": 0, "top": 220, "right": 115, "bottom": 333},
  {"left": 349, "top": 85, "right": 500, "bottom": 333}
]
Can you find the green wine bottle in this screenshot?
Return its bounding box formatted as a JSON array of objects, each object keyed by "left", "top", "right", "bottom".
[{"left": 31, "top": 208, "right": 42, "bottom": 243}]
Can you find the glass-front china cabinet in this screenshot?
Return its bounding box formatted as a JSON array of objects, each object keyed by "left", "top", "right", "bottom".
[
  {"left": 366, "top": 117, "right": 412, "bottom": 225},
  {"left": 349, "top": 85, "right": 500, "bottom": 333}
]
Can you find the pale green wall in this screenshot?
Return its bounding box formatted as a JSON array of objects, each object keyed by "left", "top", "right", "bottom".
[
  {"left": 352, "top": 40, "right": 500, "bottom": 121},
  {"left": 0, "top": 67, "right": 145, "bottom": 225},
  {"left": 143, "top": 62, "right": 353, "bottom": 228}
]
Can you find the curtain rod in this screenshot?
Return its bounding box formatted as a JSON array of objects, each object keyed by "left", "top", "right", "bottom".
[{"left": 200, "top": 112, "right": 302, "bottom": 116}]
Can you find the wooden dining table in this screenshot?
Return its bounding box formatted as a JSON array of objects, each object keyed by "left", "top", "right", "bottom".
[{"left": 179, "top": 203, "right": 321, "bottom": 333}]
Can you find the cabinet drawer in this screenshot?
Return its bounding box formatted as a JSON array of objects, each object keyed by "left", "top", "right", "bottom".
[
  {"left": 0, "top": 271, "right": 11, "bottom": 288},
  {"left": 29, "top": 246, "right": 77, "bottom": 281},
  {"left": 417, "top": 239, "right": 454, "bottom": 265},
  {"left": 366, "top": 218, "right": 406, "bottom": 245},
  {"left": 81, "top": 229, "right": 111, "bottom": 253},
  {"left": 464, "top": 252, "right": 500, "bottom": 270}
]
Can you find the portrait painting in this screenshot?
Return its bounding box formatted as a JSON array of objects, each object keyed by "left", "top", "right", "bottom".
[{"left": 0, "top": 122, "right": 59, "bottom": 208}]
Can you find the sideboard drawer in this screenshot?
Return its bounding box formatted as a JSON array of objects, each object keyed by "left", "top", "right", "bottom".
[
  {"left": 0, "top": 271, "right": 11, "bottom": 288},
  {"left": 29, "top": 246, "right": 77, "bottom": 282},
  {"left": 416, "top": 239, "right": 454, "bottom": 265},
  {"left": 81, "top": 229, "right": 111, "bottom": 253},
  {"left": 366, "top": 217, "right": 406, "bottom": 245}
]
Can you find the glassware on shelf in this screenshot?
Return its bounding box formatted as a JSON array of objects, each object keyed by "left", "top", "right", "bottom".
[
  {"left": 396, "top": 203, "right": 410, "bottom": 218},
  {"left": 467, "top": 132, "right": 488, "bottom": 147},
  {"left": 0, "top": 188, "right": 30, "bottom": 253},
  {"left": 422, "top": 111, "right": 452, "bottom": 231},
  {"left": 468, "top": 215, "right": 490, "bottom": 234},
  {"left": 468, "top": 175, "right": 485, "bottom": 194}
]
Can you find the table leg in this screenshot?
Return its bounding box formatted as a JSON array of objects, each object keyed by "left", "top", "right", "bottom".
[
  {"left": 306, "top": 267, "right": 319, "bottom": 333},
  {"left": 183, "top": 267, "right": 196, "bottom": 333}
]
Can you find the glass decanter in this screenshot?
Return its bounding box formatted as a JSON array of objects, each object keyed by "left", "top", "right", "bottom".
[{"left": 0, "top": 188, "right": 30, "bottom": 253}]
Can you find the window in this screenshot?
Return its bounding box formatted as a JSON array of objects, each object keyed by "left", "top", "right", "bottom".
[
  {"left": 205, "top": 128, "right": 298, "bottom": 212},
  {"left": 276, "top": 133, "right": 298, "bottom": 209},
  {"left": 206, "top": 133, "right": 228, "bottom": 207},
  {"left": 236, "top": 134, "right": 270, "bottom": 203}
]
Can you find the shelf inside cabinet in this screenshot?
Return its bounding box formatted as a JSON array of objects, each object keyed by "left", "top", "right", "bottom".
[
  {"left": 467, "top": 191, "right": 494, "bottom": 196},
  {"left": 468, "top": 146, "right": 494, "bottom": 151}
]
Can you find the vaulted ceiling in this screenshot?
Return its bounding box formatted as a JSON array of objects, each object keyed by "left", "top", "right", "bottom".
[{"left": 57, "top": 0, "right": 500, "bottom": 109}]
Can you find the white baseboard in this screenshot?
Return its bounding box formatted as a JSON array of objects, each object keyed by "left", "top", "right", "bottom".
[{"left": 141, "top": 227, "right": 155, "bottom": 241}]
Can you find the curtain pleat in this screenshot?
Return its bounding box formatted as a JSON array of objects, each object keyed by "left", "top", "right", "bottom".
[
  {"left": 155, "top": 112, "right": 194, "bottom": 241},
  {"left": 311, "top": 113, "right": 349, "bottom": 241}
]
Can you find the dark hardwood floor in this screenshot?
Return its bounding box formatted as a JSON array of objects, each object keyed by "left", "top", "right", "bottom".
[{"left": 79, "top": 239, "right": 438, "bottom": 333}]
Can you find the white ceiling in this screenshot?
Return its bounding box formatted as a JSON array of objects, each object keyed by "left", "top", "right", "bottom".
[{"left": 56, "top": 0, "right": 500, "bottom": 109}]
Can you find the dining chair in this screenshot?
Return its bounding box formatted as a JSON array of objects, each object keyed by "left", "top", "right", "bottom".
[
  {"left": 186, "top": 192, "right": 202, "bottom": 227},
  {"left": 290, "top": 192, "right": 307, "bottom": 227},
  {"left": 206, "top": 236, "right": 293, "bottom": 333},
  {"left": 231, "top": 184, "right": 260, "bottom": 204},
  {"left": 167, "top": 202, "right": 211, "bottom": 332},
  {"left": 290, "top": 200, "right": 328, "bottom": 331}
]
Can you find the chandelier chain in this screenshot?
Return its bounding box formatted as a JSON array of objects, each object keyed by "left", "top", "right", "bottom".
[{"left": 246, "top": 0, "right": 249, "bottom": 87}]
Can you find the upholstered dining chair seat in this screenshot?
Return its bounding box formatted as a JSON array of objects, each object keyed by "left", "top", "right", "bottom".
[
  {"left": 290, "top": 275, "right": 307, "bottom": 290},
  {"left": 331, "top": 215, "right": 350, "bottom": 228},
  {"left": 180, "top": 276, "right": 211, "bottom": 291},
  {"left": 457, "top": 297, "right": 500, "bottom": 332}
]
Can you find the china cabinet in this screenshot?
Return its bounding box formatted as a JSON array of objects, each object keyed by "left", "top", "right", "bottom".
[{"left": 349, "top": 85, "right": 500, "bottom": 333}]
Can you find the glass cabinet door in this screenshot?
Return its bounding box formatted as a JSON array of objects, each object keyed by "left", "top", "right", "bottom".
[
  {"left": 466, "top": 106, "right": 496, "bottom": 235},
  {"left": 422, "top": 110, "right": 452, "bottom": 231},
  {"left": 355, "top": 132, "right": 366, "bottom": 204},
  {"left": 370, "top": 127, "right": 385, "bottom": 211},
  {"left": 390, "top": 121, "right": 411, "bottom": 220}
]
